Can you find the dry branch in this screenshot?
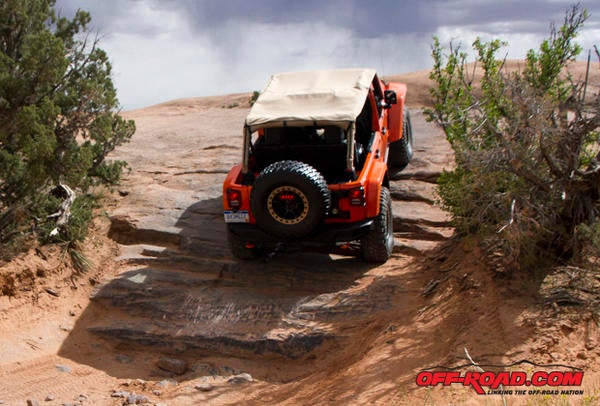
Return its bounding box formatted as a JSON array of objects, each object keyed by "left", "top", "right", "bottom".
[
  {"left": 47, "top": 183, "right": 75, "bottom": 237},
  {"left": 464, "top": 347, "right": 507, "bottom": 406},
  {"left": 497, "top": 199, "right": 516, "bottom": 234}
]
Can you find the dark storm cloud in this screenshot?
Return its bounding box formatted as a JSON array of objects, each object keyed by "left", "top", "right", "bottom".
[
  {"left": 112, "top": 0, "right": 600, "bottom": 37},
  {"left": 55, "top": 0, "right": 164, "bottom": 37},
  {"left": 431, "top": 0, "right": 600, "bottom": 33},
  {"left": 56, "top": 0, "right": 599, "bottom": 38},
  {"left": 53, "top": 0, "right": 600, "bottom": 109}
]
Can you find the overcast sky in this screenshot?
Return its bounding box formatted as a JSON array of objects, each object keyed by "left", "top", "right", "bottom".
[{"left": 54, "top": 0, "right": 600, "bottom": 110}]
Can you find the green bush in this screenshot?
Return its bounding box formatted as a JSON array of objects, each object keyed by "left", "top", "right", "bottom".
[
  {"left": 0, "top": 0, "right": 134, "bottom": 253},
  {"left": 426, "top": 4, "right": 599, "bottom": 272},
  {"left": 249, "top": 90, "right": 260, "bottom": 106}
]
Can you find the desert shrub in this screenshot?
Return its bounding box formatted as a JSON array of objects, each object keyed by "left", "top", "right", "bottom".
[
  {"left": 0, "top": 0, "right": 135, "bottom": 253},
  {"left": 577, "top": 221, "right": 600, "bottom": 264},
  {"left": 249, "top": 90, "right": 260, "bottom": 106},
  {"left": 426, "top": 4, "right": 600, "bottom": 272},
  {"left": 35, "top": 193, "right": 97, "bottom": 245}
]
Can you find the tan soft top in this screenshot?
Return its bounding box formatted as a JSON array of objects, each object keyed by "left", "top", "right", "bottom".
[{"left": 245, "top": 68, "right": 376, "bottom": 130}]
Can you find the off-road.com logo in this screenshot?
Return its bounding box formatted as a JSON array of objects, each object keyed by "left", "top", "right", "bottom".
[{"left": 416, "top": 370, "right": 584, "bottom": 395}]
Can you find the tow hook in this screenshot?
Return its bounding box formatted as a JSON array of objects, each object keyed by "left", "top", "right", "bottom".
[{"left": 264, "top": 242, "right": 286, "bottom": 263}]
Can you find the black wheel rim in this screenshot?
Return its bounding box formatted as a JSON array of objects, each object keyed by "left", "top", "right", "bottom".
[{"left": 267, "top": 186, "right": 310, "bottom": 225}]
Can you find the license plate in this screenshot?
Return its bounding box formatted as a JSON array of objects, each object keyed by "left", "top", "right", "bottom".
[{"left": 224, "top": 210, "right": 249, "bottom": 223}]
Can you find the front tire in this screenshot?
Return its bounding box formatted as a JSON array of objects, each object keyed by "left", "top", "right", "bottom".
[
  {"left": 361, "top": 187, "right": 394, "bottom": 262},
  {"left": 388, "top": 108, "right": 414, "bottom": 175}
]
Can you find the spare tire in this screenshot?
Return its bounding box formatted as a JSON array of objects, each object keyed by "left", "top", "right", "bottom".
[{"left": 250, "top": 160, "right": 330, "bottom": 239}]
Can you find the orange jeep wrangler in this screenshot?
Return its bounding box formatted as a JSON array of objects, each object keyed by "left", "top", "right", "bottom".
[{"left": 222, "top": 69, "right": 413, "bottom": 262}]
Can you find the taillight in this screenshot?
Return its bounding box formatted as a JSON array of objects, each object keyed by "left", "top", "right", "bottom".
[
  {"left": 348, "top": 187, "right": 365, "bottom": 206},
  {"left": 227, "top": 189, "right": 242, "bottom": 210}
]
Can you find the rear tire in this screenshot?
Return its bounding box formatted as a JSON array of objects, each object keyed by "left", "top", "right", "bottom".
[
  {"left": 361, "top": 187, "right": 394, "bottom": 262},
  {"left": 388, "top": 108, "right": 413, "bottom": 176}
]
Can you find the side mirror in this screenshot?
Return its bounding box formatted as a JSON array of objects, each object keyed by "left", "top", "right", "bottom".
[{"left": 384, "top": 90, "right": 397, "bottom": 105}]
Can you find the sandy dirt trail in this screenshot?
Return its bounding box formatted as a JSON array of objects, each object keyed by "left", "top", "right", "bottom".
[
  {"left": 2, "top": 92, "right": 597, "bottom": 405},
  {"left": 0, "top": 98, "right": 456, "bottom": 405}
]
